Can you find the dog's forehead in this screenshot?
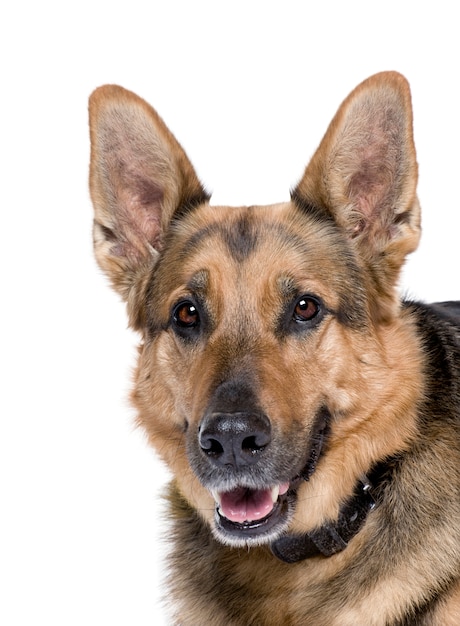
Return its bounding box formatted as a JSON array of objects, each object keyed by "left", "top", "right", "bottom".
[{"left": 169, "top": 201, "right": 345, "bottom": 281}]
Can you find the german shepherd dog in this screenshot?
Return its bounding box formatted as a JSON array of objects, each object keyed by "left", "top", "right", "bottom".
[{"left": 88, "top": 72, "right": 460, "bottom": 625}]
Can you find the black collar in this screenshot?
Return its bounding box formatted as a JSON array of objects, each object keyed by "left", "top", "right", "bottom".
[{"left": 270, "top": 471, "right": 381, "bottom": 564}]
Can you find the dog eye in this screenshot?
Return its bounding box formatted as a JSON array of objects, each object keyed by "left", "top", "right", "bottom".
[
  {"left": 173, "top": 301, "right": 200, "bottom": 329},
  {"left": 293, "top": 296, "right": 321, "bottom": 323}
]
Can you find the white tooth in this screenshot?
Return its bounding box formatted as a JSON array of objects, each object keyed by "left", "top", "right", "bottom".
[
  {"left": 211, "top": 490, "right": 221, "bottom": 506},
  {"left": 271, "top": 486, "right": 280, "bottom": 503}
]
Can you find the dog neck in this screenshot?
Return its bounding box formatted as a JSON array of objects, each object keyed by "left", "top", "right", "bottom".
[{"left": 270, "top": 463, "right": 389, "bottom": 563}]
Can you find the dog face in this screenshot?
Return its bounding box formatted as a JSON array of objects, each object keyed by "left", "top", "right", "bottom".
[
  {"left": 89, "top": 72, "right": 422, "bottom": 548},
  {"left": 138, "top": 201, "right": 370, "bottom": 546}
]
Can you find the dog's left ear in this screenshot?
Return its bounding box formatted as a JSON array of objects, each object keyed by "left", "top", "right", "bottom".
[{"left": 294, "top": 72, "right": 420, "bottom": 321}]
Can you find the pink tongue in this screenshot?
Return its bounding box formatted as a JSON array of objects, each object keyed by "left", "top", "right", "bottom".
[{"left": 219, "top": 487, "right": 274, "bottom": 523}]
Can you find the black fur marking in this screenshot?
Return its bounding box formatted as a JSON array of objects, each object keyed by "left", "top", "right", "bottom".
[
  {"left": 204, "top": 376, "right": 262, "bottom": 417},
  {"left": 290, "top": 188, "right": 335, "bottom": 225},
  {"left": 176, "top": 215, "right": 302, "bottom": 265},
  {"left": 178, "top": 223, "right": 219, "bottom": 260},
  {"left": 429, "top": 301, "right": 460, "bottom": 333},
  {"left": 221, "top": 212, "right": 259, "bottom": 262},
  {"left": 405, "top": 300, "right": 460, "bottom": 397},
  {"left": 300, "top": 406, "right": 331, "bottom": 481},
  {"left": 172, "top": 189, "right": 212, "bottom": 223}
]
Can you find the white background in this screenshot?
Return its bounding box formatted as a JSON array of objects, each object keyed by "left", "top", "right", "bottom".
[{"left": 1, "top": 2, "right": 459, "bottom": 624}]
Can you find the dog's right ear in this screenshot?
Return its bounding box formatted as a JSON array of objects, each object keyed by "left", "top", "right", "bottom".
[{"left": 89, "top": 85, "right": 208, "bottom": 300}]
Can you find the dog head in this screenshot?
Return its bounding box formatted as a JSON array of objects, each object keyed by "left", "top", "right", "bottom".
[{"left": 89, "top": 73, "right": 421, "bottom": 547}]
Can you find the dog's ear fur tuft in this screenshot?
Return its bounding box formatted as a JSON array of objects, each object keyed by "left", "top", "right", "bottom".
[
  {"left": 88, "top": 85, "right": 208, "bottom": 301},
  {"left": 294, "top": 72, "right": 420, "bottom": 321}
]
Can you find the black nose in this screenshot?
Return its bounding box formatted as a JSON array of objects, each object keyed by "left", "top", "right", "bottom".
[{"left": 199, "top": 412, "right": 271, "bottom": 468}]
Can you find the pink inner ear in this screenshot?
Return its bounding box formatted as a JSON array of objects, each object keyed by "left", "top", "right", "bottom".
[
  {"left": 123, "top": 175, "right": 164, "bottom": 248},
  {"left": 113, "top": 189, "right": 163, "bottom": 257},
  {"left": 347, "top": 129, "right": 399, "bottom": 237},
  {"left": 126, "top": 196, "right": 164, "bottom": 251},
  {"left": 106, "top": 150, "right": 167, "bottom": 256}
]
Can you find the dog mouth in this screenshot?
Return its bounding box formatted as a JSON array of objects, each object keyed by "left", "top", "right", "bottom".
[
  {"left": 210, "top": 470, "right": 320, "bottom": 546},
  {"left": 211, "top": 482, "right": 292, "bottom": 543},
  {"left": 213, "top": 482, "right": 290, "bottom": 524}
]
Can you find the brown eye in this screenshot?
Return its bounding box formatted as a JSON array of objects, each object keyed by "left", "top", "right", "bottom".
[
  {"left": 173, "top": 301, "right": 200, "bottom": 328},
  {"left": 293, "top": 296, "right": 320, "bottom": 323}
]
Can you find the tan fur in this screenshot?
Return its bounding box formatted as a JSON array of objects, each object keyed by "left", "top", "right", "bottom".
[{"left": 89, "top": 73, "right": 460, "bottom": 625}]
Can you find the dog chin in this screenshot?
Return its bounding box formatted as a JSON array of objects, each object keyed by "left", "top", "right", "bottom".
[{"left": 209, "top": 483, "right": 294, "bottom": 547}]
